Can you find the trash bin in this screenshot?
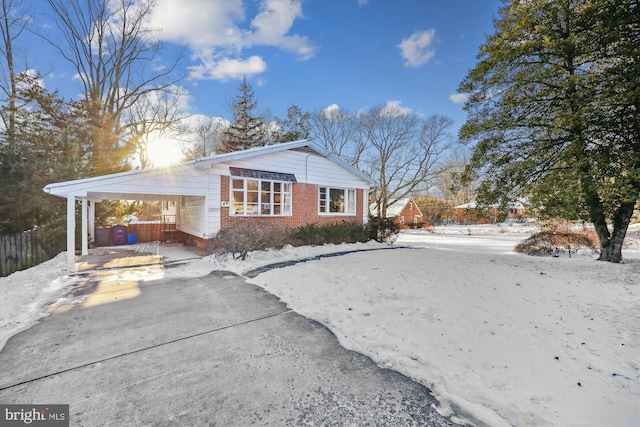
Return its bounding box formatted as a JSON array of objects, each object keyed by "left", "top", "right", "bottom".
[
  {"left": 96, "top": 227, "right": 111, "bottom": 247},
  {"left": 112, "top": 225, "right": 127, "bottom": 246},
  {"left": 127, "top": 233, "right": 137, "bottom": 245}
]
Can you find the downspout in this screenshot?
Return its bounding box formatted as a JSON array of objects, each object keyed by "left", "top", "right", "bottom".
[{"left": 304, "top": 154, "right": 311, "bottom": 225}]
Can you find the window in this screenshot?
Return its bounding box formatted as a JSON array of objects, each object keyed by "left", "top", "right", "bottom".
[
  {"left": 318, "top": 187, "right": 356, "bottom": 215},
  {"left": 231, "top": 178, "right": 291, "bottom": 216}
]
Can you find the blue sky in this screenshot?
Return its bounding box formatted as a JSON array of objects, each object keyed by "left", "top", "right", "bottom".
[{"left": 23, "top": 0, "right": 502, "bottom": 164}]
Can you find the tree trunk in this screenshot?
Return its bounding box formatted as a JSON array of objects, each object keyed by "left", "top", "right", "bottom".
[{"left": 596, "top": 201, "right": 635, "bottom": 263}]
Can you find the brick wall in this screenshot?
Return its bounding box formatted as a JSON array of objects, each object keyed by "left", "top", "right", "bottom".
[
  {"left": 219, "top": 176, "right": 365, "bottom": 231},
  {"left": 395, "top": 200, "right": 423, "bottom": 226}
]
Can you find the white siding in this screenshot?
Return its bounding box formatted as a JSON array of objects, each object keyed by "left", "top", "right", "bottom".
[
  {"left": 205, "top": 173, "right": 221, "bottom": 237},
  {"left": 177, "top": 195, "right": 206, "bottom": 237},
  {"left": 210, "top": 150, "right": 370, "bottom": 190}
]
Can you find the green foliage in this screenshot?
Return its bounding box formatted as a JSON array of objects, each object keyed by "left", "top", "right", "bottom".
[
  {"left": 0, "top": 75, "right": 90, "bottom": 234},
  {"left": 290, "top": 221, "right": 369, "bottom": 246},
  {"left": 459, "top": 0, "right": 639, "bottom": 262},
  {"left": 220, "top": 76, "right": 265, "bottom": 153}
]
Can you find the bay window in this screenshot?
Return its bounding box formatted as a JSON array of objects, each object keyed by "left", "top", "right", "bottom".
[{"left": 232, "top": 178, "right": 291, "bottom": 216}]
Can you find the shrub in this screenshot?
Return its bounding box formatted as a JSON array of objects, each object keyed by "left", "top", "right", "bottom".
[
  {"left": 367, "top": 216, "right": 399, "bottom": 243},
  {"left": 515, "top": 230, "right": 598, "bottom": 258},
  {"left": 290, "top": 221, "right": 368, "bottom": 246},
  {"left": 206, "top": 222, "right": 287, "bottom": 260},
  {"left": 206, "top": 221, "right": 369, "bottom": 260}
]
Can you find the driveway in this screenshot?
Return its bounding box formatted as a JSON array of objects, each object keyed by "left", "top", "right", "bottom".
[{"left": 0, "top": 246, "right": 458, "bottom": 426}]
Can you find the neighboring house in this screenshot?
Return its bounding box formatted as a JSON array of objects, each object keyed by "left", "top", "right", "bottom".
[
  {"left": 44, "top": 140, "right": 375, "bottom": 270},
  {"left": 370, "top": 198, "right": 424, "bottom": 227},
  {"left": 161, "top": 200, "right": 177, "bottom": 223},
  {"left": 454, "top": 201, "right": 526, "bottom": 224}
]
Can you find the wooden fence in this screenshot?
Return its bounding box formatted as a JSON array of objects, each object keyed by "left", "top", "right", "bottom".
[
  {"left": 120, "top": 222, "right": 179, "bottom": 244},
  {"left": 0, "top": 228, "right": 55, "bottom": 277},
  {"left": 1, "top": 222, "right": 181, "bottom": 277},
  {"left": 95, "top": 222, "right": 180, "bottom": 246}
]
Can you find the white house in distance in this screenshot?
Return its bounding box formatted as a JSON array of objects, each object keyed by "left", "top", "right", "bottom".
[{"left": 44, "top": 140, "right": 376, "bottom": 271}]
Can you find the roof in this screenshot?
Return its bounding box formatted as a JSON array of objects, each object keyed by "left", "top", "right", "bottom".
[
  {"left": 369, "top": 198, "right": 423, "bottom": 218},
  {"left": 43, "top": 140, "right": 375, "bottom": 199}
]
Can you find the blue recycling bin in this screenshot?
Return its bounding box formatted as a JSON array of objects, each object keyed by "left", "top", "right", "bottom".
[{"left": 127, "top": 233, "right": 137, "bottom": 244}]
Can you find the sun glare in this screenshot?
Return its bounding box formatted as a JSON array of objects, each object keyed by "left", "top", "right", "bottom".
[{"left": 147, "top": 138, "right": 183, "bottom": 168}]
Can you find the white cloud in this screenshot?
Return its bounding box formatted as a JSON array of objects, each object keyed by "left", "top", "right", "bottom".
[
  {"left": 380, "top": 100, "right": 413, "bottom": 117},
  {"left": 449, "top": 93, "right": 469, "bottom": 104},
  {"left": 188, "top": 55, "right": 267, "bottom": 81},
  {"left": 147, "top": 0, "right": 315, "bottom": 81},
  {"left": 357, "top": 0, "right": 369, "bottom": 6},
  {"left": 246, "top": 0, "right": 315, "bottom": 59},
  {"left": 322, "top": 103, "right": 341, "bottom": 119},
  {"left": 398, "top": 28, "right": 436, "bottom": 68},
  {"left": 18, "top": 69, "right": 44, "bottom": 90},
  {"left": 147, "top": 0, "right": 245, "bottom": 49}
]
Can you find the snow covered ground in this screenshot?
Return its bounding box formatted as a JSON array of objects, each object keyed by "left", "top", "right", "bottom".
[{"left": 1, "top": 223, "right": 638, "bottom": 426}]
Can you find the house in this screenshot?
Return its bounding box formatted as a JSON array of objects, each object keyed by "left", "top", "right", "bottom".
[
  {"left": 369, "top": 198, "right": 424, "bottom": 227},
  {"left": 161, "top": 200, "right": 177, "bottom": 223},
  {"left": 44, "top": 140, "right": 376, "bottom": 270},
  {"left": 454, "top": 201, "right": 526, "bottom": 224}
]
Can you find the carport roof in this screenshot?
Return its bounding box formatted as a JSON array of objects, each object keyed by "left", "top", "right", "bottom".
[{"left": 43, "top": 140, "right": 375, "bottom": 200}]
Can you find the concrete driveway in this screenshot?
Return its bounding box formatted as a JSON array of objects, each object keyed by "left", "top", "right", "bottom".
[{"left": 0, "top": 246, "right": 458, "bottom": 426}]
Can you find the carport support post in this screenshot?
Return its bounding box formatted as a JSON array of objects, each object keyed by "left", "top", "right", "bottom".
[
  {"left": 88, "top": 200, "right": 95, "bottom": 247},
  {"left": 81, "top": 198, "right": 89, "bottom": 256},
  {"left": 66, "top": 196, "right": 76, "bottom": 272}
]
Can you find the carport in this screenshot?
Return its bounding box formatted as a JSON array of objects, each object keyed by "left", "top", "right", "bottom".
[{"left": 43, "top": 165, "right": 208, "bottom": 272}]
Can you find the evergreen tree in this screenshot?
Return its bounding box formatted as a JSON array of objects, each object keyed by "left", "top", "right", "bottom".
[
  {"left": 220, "top": 76, "right": 265, "bottom": 153},
  {"left": 0, "top": 75, "right": 90, "bottom": 233},
  {"left": 459, "top": 0, "right": 639, "bottom": 262}
]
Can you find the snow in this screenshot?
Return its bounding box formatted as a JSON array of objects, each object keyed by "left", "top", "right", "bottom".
[{"left": 1, "top": 224, "right": 639, "bottom": 427}]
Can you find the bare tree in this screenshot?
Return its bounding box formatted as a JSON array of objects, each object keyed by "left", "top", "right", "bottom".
[
  {"left": 182, "top": 116, "right": 227, "bottom": 161},
  {"left": 43, "top": 0, "right": 184, "bottom": 174},
  {"left": 0, "top": 0, "right": 31, "bottom": 148},
  {"left": 433, "top": 148, "right": 477, "bottom": 207},
  {"left": 308, "top": 106, "right": 362, "bottom": 166},
  {"left": 357, "top": 105, "right": 455, "bottom": 219},
  {"left": 124, "top": 86, "right": 190, "bottom": 168},
  {"left": 260, "top": 107, "right": 279, "bottom": 145},
  {"left": 275, "top": 104, "right": 310, "bottom": 142}
]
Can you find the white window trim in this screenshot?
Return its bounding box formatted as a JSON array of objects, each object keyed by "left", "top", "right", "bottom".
[
  {"left": 230, "top": 177, "right": 292, "bottom": 217},
  {"left": 318, "top": 187, "right": 357, "bottom": 216}
]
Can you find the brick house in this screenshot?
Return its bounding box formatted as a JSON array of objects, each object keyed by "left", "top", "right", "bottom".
[
  {"left": 44, "top": 140, "right": 375, "bottom": 270},
  {"left": 454, "top": 201, "right": 526, "bottom": 224},
  {"left": 370, "top": 198, "right": 424, "bottom": 227}
]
